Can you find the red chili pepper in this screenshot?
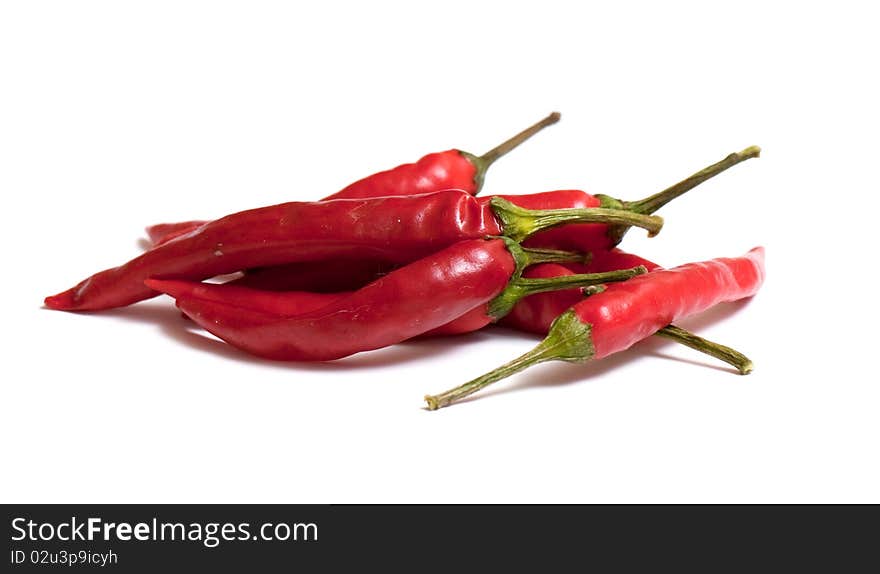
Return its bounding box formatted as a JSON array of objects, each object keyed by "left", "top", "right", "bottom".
[
  {"left": 325, "top": 112, "right": 561, "bottom": 199},
  {"left": 501, "top": 251, "right": 754, "bottom": 373},
  {"left": 146, "top": 238, "right": 646, "bottom": 361},
  {"left": 45, "top": 191, "right": 661, "bottom": 311},
  {"left": 424, "top": 247, "right": 765, "bottom": 409}
]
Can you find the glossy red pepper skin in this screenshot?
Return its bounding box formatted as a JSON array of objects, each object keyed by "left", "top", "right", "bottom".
[
  {"left": 575, "top": 247, "right": 764, "bottom": 359},
  {"left": 425, "top": 248, "right": 765, "bottom": 409},
  {"left": 147, "top": 189, "right": 603, "bottom": 248},
  {"left": 324, "top": 151, "right": 477, "bottom": 200},
  {"left": 147, "top": 239, "right": 518, "bottom": 361},
  {"left": 46, "top": 190, "right": 501, "bottom": 311}
]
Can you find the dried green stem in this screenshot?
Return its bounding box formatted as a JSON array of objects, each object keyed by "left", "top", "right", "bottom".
[
  {"left": 521, "top": 246, "right": 591, "bottom": 266},
  {"left": 598, "top": 145, "right": 760, "bottom": 246},
  {"left": 465, "top": 112, "right": 561, "bottom": 194},
  {"left": 478, "top": 112, "right": 561, "bottom": 168},
  {"left": 625, "top": 146, "right": 761, "bottom": 215},
  {"left": 488, "top": 266, "right": 646, "bottom": 319},
  {"left": 424, "top": 316, "right": 755, "bottom": 410},
  {"left": 425, "top": 310, "right": 594, "bottom": 410},
  {"left": 656, "top": 325, "right": 753, "bottom": 374}
]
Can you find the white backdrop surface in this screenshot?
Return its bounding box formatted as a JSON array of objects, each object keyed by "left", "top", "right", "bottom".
[{"left": 1, "top": 1, "right": 877, "bottom": 503}]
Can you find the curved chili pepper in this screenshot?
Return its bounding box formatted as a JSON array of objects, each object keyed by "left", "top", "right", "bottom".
[
  {"left": 501, "top": 252, "right": 754, "bottom": 373},
  {"left": 325, "top": 111, "right": 560, "bottom": 199},
  {"left": 45, "top": 191, "right": 661, "bottom": 311},
  {"left": 425, "top": 247, "right": 765, "bottom": 409},
  {"left": 146, "top": 239, "right": 646, "bottom": 361}
]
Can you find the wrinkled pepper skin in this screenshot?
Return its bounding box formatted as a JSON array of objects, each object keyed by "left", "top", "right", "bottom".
[
  {"left": 145, "top": 189, "right": 612, "bottom": 294},
  {"left": 147, "top": 239, "right": 517, "bottom": 361},
  {"left": 45, "top": 190, "right": 500, "bottom": 311},
  {"left": 577, "top": 247, "right": 765, "bottom": 359},
  {"left": 147, "top": 189, "right": 603, "bottom": 250}
]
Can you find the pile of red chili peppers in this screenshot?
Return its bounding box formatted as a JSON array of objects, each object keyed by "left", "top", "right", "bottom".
[{"left": 44, "top": 112, "right": 765, "bottom": 410}]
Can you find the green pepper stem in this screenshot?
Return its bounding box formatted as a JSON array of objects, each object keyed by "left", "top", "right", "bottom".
[
  {"left": 625, "top": 145, "right": 761, "bottom": 215},
  {"left": 491, "top": 196, "right": 663, "bottom": 242},
  {"left": 521, "top": 246, "right": 591, "bottom": 266},
  {"left": 487, "top": 266, "right": 646, "bottom": 319},
  {"left": 479, "top": 112, "right": 561, "bottom": 168},
  {"left": 425, "top": 310, "right": 594, "bottom": 410},
  {"left": 464, "top": 112, "right": 561, "bottom": 194},
  {"left": 424, "top": 314, "right": 756, "bottom": 410},
  {"left": 598, "top": 145, "right": 760, "bottom": 246},
  {"left": 656, "top": 324, "right": 753, "bottom": 374}
]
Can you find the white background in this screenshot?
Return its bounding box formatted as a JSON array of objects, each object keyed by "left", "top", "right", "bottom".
[{"left": 2, "top": 1, "right": 877, "bottom": 503}]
